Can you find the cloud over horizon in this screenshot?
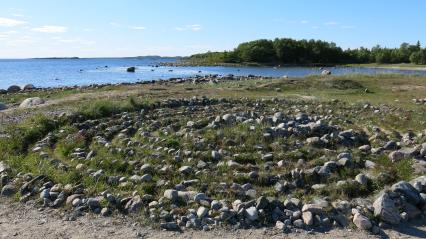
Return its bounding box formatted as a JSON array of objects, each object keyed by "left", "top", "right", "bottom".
[
  {"left": 32, "top": 25, "right": 68, "bottom": 33},
  {"left": 0, "top": 17, "right": 27, "bottom": 27}
]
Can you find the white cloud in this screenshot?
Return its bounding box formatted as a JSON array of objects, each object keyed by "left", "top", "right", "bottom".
[
  {"left": 174, "top": 24, "right": 202, "bottom": 32},
  {"left": 0, "top": 17, "right": 27, "bottom": 27},
  {"left": 32, "top": 25, "right": 68, "bottom": 33},
  {"left": 12, "top": 14, "right": 25, "bottom": 18},
  {"left": 52, "top": 37, "right": 96, "bottom": 45},
  {"left": 110, "top": 22, "right": 146, "bottom": 30},
  {"left": 300, "top": 20, "right": 309, "bottom": 24},
  {"left": 324, "top": 21, "right": 339, "bottom": 26},
  {"left": 129, "top": 26, "right": 146, "bottom": 30}
]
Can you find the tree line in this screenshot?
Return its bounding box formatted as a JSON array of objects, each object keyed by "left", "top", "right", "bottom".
[{"left": 189, "top": 38, "right": 426, "bottom": 65}]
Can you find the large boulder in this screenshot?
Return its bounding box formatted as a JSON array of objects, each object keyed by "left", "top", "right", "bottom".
[
  {"left": 127, "top": 67, "right": 136, "bottom": 72},
  {"left": 410, "top": 176, "right": 426, "bottom": 193},
  {"left": 391, "top": 181, "right": 421, "bottom": 205},
  {"left": 0, "top": 102, "right": 6, "bottom": 111},
  {"left": 373, "top": 192, "right": 401, "bottom": 224},
  {"left": 19, "top": 97, "right": 45, "bottom": 108}
]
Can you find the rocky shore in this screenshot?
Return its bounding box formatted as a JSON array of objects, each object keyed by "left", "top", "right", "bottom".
[{"left": 1, "top": 91, "right": 425, "bottom": 236}]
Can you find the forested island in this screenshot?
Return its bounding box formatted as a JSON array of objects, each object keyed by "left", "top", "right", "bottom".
[{"left": 189, "top": 38, "right": 426, "bottom": 66}]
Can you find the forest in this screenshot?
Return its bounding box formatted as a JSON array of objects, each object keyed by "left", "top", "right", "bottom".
[{"left": 189, "top": 38, "right": 426, "bottom": 65}]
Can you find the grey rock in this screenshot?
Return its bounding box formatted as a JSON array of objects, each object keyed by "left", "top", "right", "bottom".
[
  {"left": 1, "top": 184, "right": 16, "bottom": 197},
  {"left": 355, "top": 174, "right": 369, "bottom": 186},
  {"left": 197, "top": 206, "right": 209, "bottom": 218},
  {"left": 388, "top": 151, "right": 405, "bottom": 162},
  {"left": 245, "top": 206, "right": 259, "bottom": 221},
  {"left": 0, "top": 102, "right": 6, "bottom": 111},
  {"left": 373, "top": 193, "right": 401, "bottom": 224},
  {"left": 19, "top": 97, "right": 45, "bottom": 108},
  {"left": 391, "top": 181, "right": 421, "bottom": 205},
  {"left": 353, "top": 213, "right": 372, "bottom": 230},
  {"left": 302, "top": 211, "right": 314, "bottom": 226},
  {"left": 160, "top": 222, "right": 180, "bottom": 231},
  {"left": 179, "top": 166, "right": 193, "bottom": 175},
  {"left": 293, "top": 219, "right": 304, "bottom": 228},
  {"left": 164, "top": 189, "right": 178, "bottom": 201}
]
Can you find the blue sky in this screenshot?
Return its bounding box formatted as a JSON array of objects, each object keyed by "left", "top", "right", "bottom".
[{"left": 0, "top": 0, "right": 425, "bottom": 58}]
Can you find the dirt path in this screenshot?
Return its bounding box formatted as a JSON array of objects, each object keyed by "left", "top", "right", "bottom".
[{"left": 0, "top": 200, "right": 425, "bottom": 239}]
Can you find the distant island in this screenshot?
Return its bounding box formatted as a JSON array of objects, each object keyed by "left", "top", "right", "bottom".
[
  {"left": 187, "top": 38, "right": 426, "bottom": 66},
  {"left": 31, "top": 57, "right": 80, "bottom": 60}
]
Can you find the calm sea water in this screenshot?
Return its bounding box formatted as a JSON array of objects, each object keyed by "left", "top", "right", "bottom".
[{"left": 1, "top": 57, "right": 426, "bottom": 89}]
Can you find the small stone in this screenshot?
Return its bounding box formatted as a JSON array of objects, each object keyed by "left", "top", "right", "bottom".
[
  {"left": 101, "top": 207, "right": 111, "bottom": 216},
  {"left": 353, "top": 213, "right": 372, "bottom": 230},
  {"left": 355, "top": 174, "right": 369, "bottom": 186},
  {"left": 1, "top": 184, "right": 16, "bottom": 197},
  {"left": 302, "top": 211, "right": 314, "bottom": 226},
  {"left": 164, "top": 189, "right": 178, "bottom": 201},
  {"left": 245, "top": 206, "right": 259, "bottom": 221},
  {"left": 293, "top": 219, "right": 304, "bottom": 228},
  {"left": 197, "top": 206, "right": 209, "bottom": 218}
]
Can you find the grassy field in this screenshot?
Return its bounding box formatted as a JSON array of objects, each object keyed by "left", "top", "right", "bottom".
[
  {"left": 0, "top": 73, "right": 426, "bottom": 230},
  {"left": 2, "top": 73, "right": 426, "bottom": 131}
]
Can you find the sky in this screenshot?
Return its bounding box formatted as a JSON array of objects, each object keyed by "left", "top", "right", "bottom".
[{"left": 0, "top": 0, "right": 425, "bottom": 58}]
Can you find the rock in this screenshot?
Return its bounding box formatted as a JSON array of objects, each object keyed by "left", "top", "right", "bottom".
[
  {"left": 353, "top": 213, "right": 372, "bottom": 230},
  {"left": 321, "top": 70, "right": 331, "bottom": 75},
  {"left": 306, "top": 137, "right": 322, "bottom": 147},
  {"left": 179, "top": 166, "right": 193, "bottom": 175},
  {"left": 0, "top": 102, "right": 6, "bottom": 111},
  {"left": 160, "top": 222, "right": 180, "bottom": 231},
  {"left": 0, "top": 161, "right": 9, "bottom": 173},
  {"left": 355, "top": 174, "right": 369, "bottom": 186},
  {"left": 197, "top": 206, "right": 209, "bottom": 218},
  {"left": 19, "top": 97, "right": 45, "bottom": 108},
  {"left": 261, "top": 153, "right": 273, "bottom": 161},
  {"left": 222, "top": 114, "right": 234, "bottom": 123},
  {"left": 127, "top": 67, "right": 136, "bottom": 72},
  {"left": 87, "top": 198, "right": 101, "bottom": 210},
  {"left": 293, "top": 219, "right": 304, "bottom": 228},
  {"left": 127, "top": 196, "right": 143, "bottom": 213},
  {"left": 302, "top": 203, "right": 324, "bottom": 214},
  {"left": 388, "top": 151, "right": 405, "bottom": 162},
  {"left": 164, "top": 189, "right": 178, "bottom": 201},
  {"left": 359, "top": 145, "right": 371, "bottom": 152},
  {"left": 193, "top": 193, "right": 207, "bottom": 202},
  {"left": 411, "top": 176, "right": 426, "bottom": 193},
  {"left": 211, "top": 150, "right": 221, "bottom": 160},
  {"left": 101, "top": 207, "right": 111, "bottom": 216},
  {"left": 391, "top": 181, "right": 421, "bottom": 205},
  {"left": 245, "top": 206, "right": 259, "bottom": 221},
  {"left": 365, "top": 160, "right": 376, "bottom": 169},
  {"left": 302, "top": 211, "right": 314, "bottom": 226},
  {"left": 211, "top": 200, "right": 222, "bottom": 210},
  {"left": 1, "top": 184, "right": 16, "bottom": 197},
  {"left": 256, "top": 196, "right": 269, "bottom": 210},
  {"left": 373, "top": 193, "right": 401, "bottom": 224},
  {"left": 72, "top": 198, "right": 82, "bottom": 207},
  {"left": 275, "top": 220, "right": 286, "bottom": 230},
  {"left": 7, "top": 85, "right": 21, "bottom": 93},
  {"left": 141, "top": 174, "right": 152, "bottom": 182}
]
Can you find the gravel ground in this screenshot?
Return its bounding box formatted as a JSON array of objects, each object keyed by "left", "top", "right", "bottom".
[{"left": 0, "top": 200, "right": 425, "bottom": 239}]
